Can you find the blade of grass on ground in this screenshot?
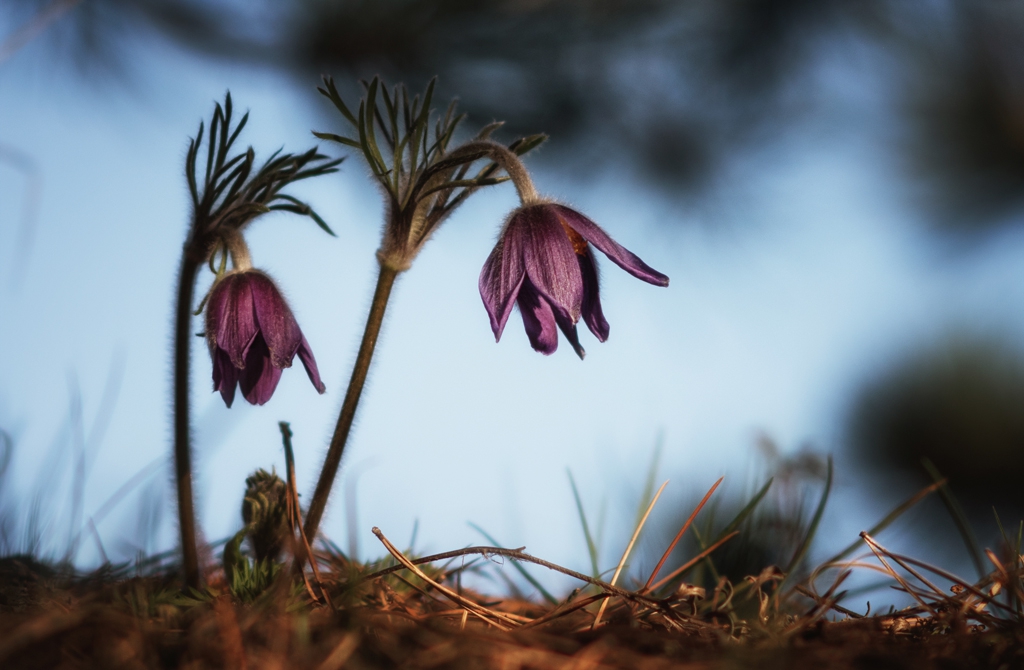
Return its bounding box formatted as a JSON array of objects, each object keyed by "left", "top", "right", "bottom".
[
  {"left": 773, "top": 456, "right": 833, "bottom": 606},
  {"left": 633, "top": 439, "right": 663, "bottom": 530},
  {"left": 691, "top": 478, "right": 774, "bottom": 591},
  {"left": 643, "top": 477, "right": 723, "bottom": 592},
  {"left": 719, "top": 477, "right": 773, "bottom": 538},
  {"left": 922, "top": 458, "right": 985, "bottom": 580},
  {"left": 820, "top": 479, "right": 945, "bottom": 570},
  {"left": 567, "top": 469, "right": 601, "bottom": 581}
]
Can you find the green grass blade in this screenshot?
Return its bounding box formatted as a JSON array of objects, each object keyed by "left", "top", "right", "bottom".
[
  {"left": 922, "top": 458, "right": 985, "bottom": 579},
  {"left": 718, "top": 477, "right": 773, "bottom": 539},
  {"left": 567, "top": 469, "right": 600, "bottom": 579},
  {"left": 775, "top": 455, "right": 833, "bottom": 601},
  {"left": 633, "top": 437, "right": 663, "bottom": 530},
  {"left": 994, "top": 507, "right": 1011, "bottom": 552},
  {"left": 821, "top": 478, "right": 944, "bottom": 569},
  {"left": 691, "top": 524, "right": 722, "bottom": 585}
]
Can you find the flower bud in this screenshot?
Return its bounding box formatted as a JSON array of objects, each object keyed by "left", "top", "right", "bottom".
[
  {"left": 205, "top": 270, "right": 325, "bottom": 406},
  {"left": 241, "top": 468, "right": 290, "bottom": 563}
]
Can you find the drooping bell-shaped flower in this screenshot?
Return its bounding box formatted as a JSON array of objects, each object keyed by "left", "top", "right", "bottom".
[
  {"left": 205, "top": 270, "right": 325, "bottom": 407},
  {"left": 479, "top": 203, "right": 669, "bottom": 358}
]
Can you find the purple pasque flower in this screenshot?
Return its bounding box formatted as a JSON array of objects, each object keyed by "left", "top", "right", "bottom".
[
  {"left": 205, "top": 270, "right": 325, "bottom": 407},
  {"left": 479, "top": 203, "right": 669, "bottom": 358}
]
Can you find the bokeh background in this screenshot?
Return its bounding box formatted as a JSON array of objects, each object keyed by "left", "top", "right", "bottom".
[{"left": 3, "top": 0, "right": 1024, "bottom": 601}]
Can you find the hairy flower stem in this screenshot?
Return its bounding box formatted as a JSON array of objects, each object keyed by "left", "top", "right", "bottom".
[
  {"left": 304, "top": 263, "right": 399, "bottom": 542},
  {"left": 173, "top": 252, "right": 202, "bottom": 589},
  {"left": 447, "top": 141, "right": 539, "bottom": 206}
]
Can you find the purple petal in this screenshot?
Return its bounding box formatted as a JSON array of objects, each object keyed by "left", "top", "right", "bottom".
[
  {"left": 516, "top": 279, "right": 586, "bottom": 359},
  {"left": 520, "top": 206, "right": 584, "bottom": 321},
  {"left": 516, "top": 280, "right": 559, "bottom": 355},
  {"left": 578, "top": 249, "right": 609, "bottom": 342},
  {"left": 248, "top": 272, "right": 302, "bottom": 369},
  {"left": 554, "top": 205, "right": 670, "bottom": 287},
  {"left": 296, "top": 335, "right": 326, "bottom": 394},
  {"left": 207, "top": 273, "right": 259, "bottom": 368},
  {"left": 238, "top": 334, "right": 283, "bottom": 405},
  {"left": 211, "top": 349, "right": 239, "bottom": 408},
  {"left": 479, "top": 214, "right": 528, "bottom": 341},
  {"left": 550, "top": 297, "right": 586, "bottom": 360}
]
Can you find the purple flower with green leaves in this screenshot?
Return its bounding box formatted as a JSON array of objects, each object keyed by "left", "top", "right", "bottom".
[
  {"left": 205, "top": 270, "right": 325, "bottom": 407},
  {"left": 479, "top": 203, "right": 669, "bottom": 359}
]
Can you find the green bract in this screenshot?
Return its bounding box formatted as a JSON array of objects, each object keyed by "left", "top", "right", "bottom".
[{"left": 314, "top": 76, "right": 546, "bottom": 270}]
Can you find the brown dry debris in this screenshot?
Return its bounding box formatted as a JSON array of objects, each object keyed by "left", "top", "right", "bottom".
[
  {"left": 3, "top": 478, "right": 1024, "bottom": 668},
  {"left": 0, "top": 552, "right": 1022, "bottom": 670}
]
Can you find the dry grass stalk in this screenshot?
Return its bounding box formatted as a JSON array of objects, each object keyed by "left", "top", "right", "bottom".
[
  {"left": 643, "top": 477, "right": 723, "bottom": 593},
  {"left": 592, "top": 480, "right": 668, "bottom": 628}
]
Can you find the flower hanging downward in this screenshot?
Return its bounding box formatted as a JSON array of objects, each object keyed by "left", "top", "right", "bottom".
[
  {"left": 206, "top": 270, "right": 325, "bottom": 407},
  {"left": 480, "top": 203, "right": 669, "bottom": 359}
]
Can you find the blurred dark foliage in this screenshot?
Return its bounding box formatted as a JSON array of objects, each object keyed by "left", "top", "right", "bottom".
[
  {"left": 0, "top": 429, "right": 12, "bottom": 552},
  {"left": 8, "top": 0, "right": 1024, "bottom": 228},
  {"left": 4, "top": 0, "right": 881, "bottom": 193},
  {"left": 849, "top": 335, "right": 1024, "bottom": 518},
  {"left": 651, "top": 437, "right": 827, "bottom": 609},
  {"left": 904, "top": 3, "right": 1024, "bottom": 233},
  {"left": 0, "top": 554, "right": 57, "bottom": 613}
]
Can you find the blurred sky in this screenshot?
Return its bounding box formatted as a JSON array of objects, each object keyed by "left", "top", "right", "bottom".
[{"left": 3, "top": 9, "right": 1024, "bottom": 596}]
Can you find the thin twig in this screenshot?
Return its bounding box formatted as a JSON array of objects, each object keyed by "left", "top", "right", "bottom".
[
  {"left": 867, "top": 544, "right": 1015, "bottom": 616},
  {"left": 860, "top": 533, "right": 937, "bottom": 615},
  {"left": 860, "top": 533, "right": 945, "bottom": 598},
  {"left": 358, "top": 544, "right": 658, "bottom": 606},
  {"left": 820, "top": 480, "right": 945, "bottom": 569},
  {"left": 519, "top": 594, "right": 612, "bottom": 629},
  {"left": 281, "top": 422, "right": 332, "bottom": 608},
  {"left": 794, "top": 585, "right": 864, "bottom": 619},
  {"left": 391, "top": 573, "right": 446, "bottom": 611},
  {"left": 372, "top": 527, "right": 516, "bottom": 630},
  {"left": 784, "top": 570, "right": 852, "bottom": 634}
]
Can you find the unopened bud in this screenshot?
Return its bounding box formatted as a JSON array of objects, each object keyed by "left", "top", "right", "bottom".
[{"left": 242, "top": 468, "right": 290, "bottom": 562}]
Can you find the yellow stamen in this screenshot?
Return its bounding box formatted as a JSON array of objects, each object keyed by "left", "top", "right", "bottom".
[{"left": 560, "top": 219, "right": 589, "bottom": 256}]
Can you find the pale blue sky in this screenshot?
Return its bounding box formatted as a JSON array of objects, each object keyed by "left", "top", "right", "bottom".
[{"left": 2, "top": 26, "right": 1023, "bottom": 596}]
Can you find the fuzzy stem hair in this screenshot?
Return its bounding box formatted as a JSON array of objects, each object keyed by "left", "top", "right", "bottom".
[
  {"left": 303, "top": 263, "right": 399, "bottom": 543},
  {"left": 443, "top": 140, "right": 540, "bottom": 205},
  {"left": 172, "top": 251, "right": 202, "bottom": 589}
]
